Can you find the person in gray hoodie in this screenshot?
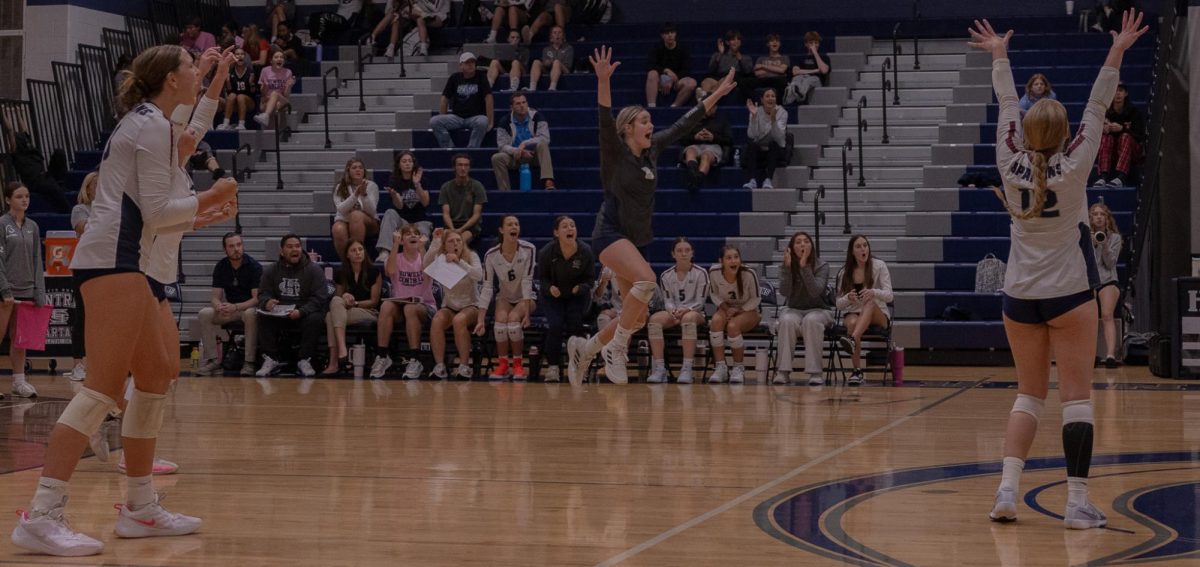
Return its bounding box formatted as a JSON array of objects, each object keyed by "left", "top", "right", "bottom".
[
  {"left": 255, "top": 233, "right": 330, "bottom": 378},
  {"left": 775, "top": 231, "right": 833, "bottom": 386},
  {"left": 0, "top": 182, "right": 44, "bottom": 398}
]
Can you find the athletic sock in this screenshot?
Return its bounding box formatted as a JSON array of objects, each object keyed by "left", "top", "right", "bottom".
[
  {"left": 31, "top": 477, "right": 67, "bottom": 513},
  {"left": 1067, "top": 477, "right": 1089, "bottom": 507},
  {"left": 611, "top": 325, "right": 635, "bottom": 350},
  {"left": 127, "top": 474, "right": 155, "bottom": 510},
  {"left": 12, "top": 373, "right": 26, "bottom": 385},
  {"left": 998, "top": 456, "right": 1024, "bottom": 494}
]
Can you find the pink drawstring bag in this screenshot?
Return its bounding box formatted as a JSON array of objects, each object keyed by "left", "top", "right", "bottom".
[{"left": 14, "top": 302, "right": 53, "bottom": 351}]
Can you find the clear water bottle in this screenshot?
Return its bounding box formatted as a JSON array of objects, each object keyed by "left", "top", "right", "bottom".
[
  {"left": 519, "top": 163, "right": 532, "bottom": 192},
  {"left": 190, "top": 346, "right": 200, "bottom": 370}
]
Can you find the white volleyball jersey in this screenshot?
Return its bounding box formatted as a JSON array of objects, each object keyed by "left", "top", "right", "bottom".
[
  {"left": 993, "top": 59, "right": 1116, "bottom": 299},
  {"left": 71, "top": 102, "right": 199, "bottom": 274},
  {"left": 708, "top": 266, "right": 760, "bottom": 312},
  {"left": 477, "top": 239, "right": 537, "bottom": 308},
  {"left": 659, "top": 264, "right": 708, "bottom": 312}
]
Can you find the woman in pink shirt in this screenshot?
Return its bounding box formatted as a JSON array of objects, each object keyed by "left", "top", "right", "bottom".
[
  {"left": 253, "top": 48, "right": 294, "bottom": 127},
  {"left": 371, "top": 224, "right": 435, "bottom": 379}
]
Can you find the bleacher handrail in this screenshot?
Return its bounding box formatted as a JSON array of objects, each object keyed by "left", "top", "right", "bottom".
[
  {"left": 813, "top": 185, "right": 827, "bottom": 253},
  {"left": 840, "top": 138, "right": 853, "bottom": 234},
  {"left": 880, "top": 58, "right": 891, "bottom": 144},
  {"left": 855, "top": 96, "right": 868, "bottom": 187},
  {"left": 321, "top": 66, "right": 341, "bottom": 150},
  {"left": 356, "top": 32, "right": 373, "bottom": 112}
]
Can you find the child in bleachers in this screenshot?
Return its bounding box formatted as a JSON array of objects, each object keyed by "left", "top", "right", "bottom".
[
  {"left": 1094, "top": 83, "right": 1144, "bottom": 187},
  {"left": 253, "top": 47, "right": 294, "bottom": 127},
  {"left": 1018, "top": 73, "right": 1056, "bottom": 113},
  {"left": 219, "top": 47, "right": 257, "bottom": 130},
  {"left": 646, "top": 237, "right": 708, "bottom": 384},
  {"left": 834, "top": 234, "right": 892, "bottom": 386},
  {"left": 706, "top": 245, "right": 761, "bottom": 384},
  {"left": 475, "top": 216, "right": 538, "bottom": 380},
  {"left": 425, "top": 228, "right": 484, "bottom": 380},
  {"left": 371, "top": 225, "right": 436, "bottom": 379}
]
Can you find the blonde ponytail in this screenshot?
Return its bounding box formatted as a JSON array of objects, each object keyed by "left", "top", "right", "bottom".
[
  {"left": 1018, "top": 151, "right": 1050, "bottom": 220},
  {"left": 114, "top": 45, "right": 188, "bottom": 118}
]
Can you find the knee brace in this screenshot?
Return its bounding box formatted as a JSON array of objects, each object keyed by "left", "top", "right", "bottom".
[
  {"left": 628, "top": 280, "right": 656, "bottom": 304},
  {"left": 681, "top": 321, "right": 698, "bottom": 341},
  {"left": 121, "top": 389, "right": 168, "bottom": 439},
  {"left": 494, "top": 323, "right": 509, "bottom": 343},
  {"left": 710, "top": 331, "right": 725, "bottom": 349},
  {"left": 728, "top": 334, "right": 745, "bottom": 349},
  {"left": 506, "top": 322, "right": 524, "bottom": 342},
  {"left": 647, "top": 322, "right": 664, "bottom": 341},
  {"left": 57, "top": 388, "right": 117, "bottom": 436},
  {"left": 1062, "top": 399, "right": 1094, "bottom": 425},
  {"left": 1011, "top": 393, "right": 1045, "bottom": 422}
]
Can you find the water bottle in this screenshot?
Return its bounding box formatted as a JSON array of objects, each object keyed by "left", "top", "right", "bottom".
[
  {"left": 519, "top": 163, "right": 532, "bottom": 192},
  {"left": 190, "top": 346, "right": 200, "bottom": 371},
  {"left": 733, "top": 148, "right": 742, "bottom": 168},
  {"left": 351, "top": 344, "right": 366, "bottom": 378}
]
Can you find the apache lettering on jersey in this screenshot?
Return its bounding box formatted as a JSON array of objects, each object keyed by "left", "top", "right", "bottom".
[{"left": 1008, "top": 159, "right": 1063, "bottom": 183}]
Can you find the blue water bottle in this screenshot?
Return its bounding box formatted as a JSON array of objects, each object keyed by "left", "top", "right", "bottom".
[{"left": 519, "top": 163, "right": 532, "bottom": 192}]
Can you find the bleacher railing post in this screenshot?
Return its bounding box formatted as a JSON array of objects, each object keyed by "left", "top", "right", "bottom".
[
  {"left": 841, "top": 138, "right": 853, "bottom": 234},
  {"left": 855, "top": 97, "right": 867, "bottom": 186},
  {"left": 813, "top": 185, "right": 827, "bottom": 253},
  {"left": 880, "top": 59, "right": 891, "bottom": 144}
]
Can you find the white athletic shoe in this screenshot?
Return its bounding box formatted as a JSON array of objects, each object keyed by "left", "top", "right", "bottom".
[
  {"left": 600, "top": 341, "right": 629, "bottom": 384},
  {"left": 772, "top": 371, "right": 789, "bottom": 385},
  {"left": 742, "top": 180, "right": 758, "bottom": 190},
  {"left": 195, "top": 360, "right": 221, "bottom": 376},
  {"left": 566, "top": 336, "right": 587, "bottom": 385},
  {"left": 369, "top": 355, "right": 392, "bottom": 379},
  {"left": 402, "top": 359, "right": 422, "bottom": 380},
  {"left": 807, "top": 374, "right": 825, "bottom": 386},
  {"left": 709, "top": 363, "right": 729, "bottom": 383},
  {"left": 384, "top": 43, "right": 396, "bottom": 59},
  {"left": 217, "top": 120, "right": 231, "bottom": 130},
  {"left": 256, "top": 356, "right": 280, "bottom": 377},
  {"left": 296, "top": 358, "right": 316, "bottom": 378},
  {"left": 454, "top": 364, "right": 473, "bottom": 380},
  {"left": 252, "top": 112, "right": 269, "bottom": 127},
  {"left": 646, "top": 365, "right": 667, "bottom": 384},
  {"left": 1064, "top": 501, "right": 1108, "bottom": 530},
  {"left": 417, "top": 42, "right": 429, "bottom": 57},
  {"left": 89, "top": 419, "right": 114, "bottom": 463},
  {"left": 234, "top": 122, "right": 246, "bottom": 131},
  {"left": 543, "top": 365, "right": 561, "bottom": 383},
  {"left": 1107, "top": 177, "right": 1123, "bottom": 188},
  {"left": 430, "top": 363, "right": 448, "bottom": 379},
  {"left": 12, "top": 381, "right": 37, "bottom": 398},
  {"left": 990, "top": 489, "right": 1018, "bottom": 522},
  {"left": 729, "top": 365, "right": 745, "bottom": 384},
  {"left": 762, "top": 179, "right": 774, "bottom": 189},
  {"left": 11, "top": 498, "right": 104, "bottom": 557},
  {"left": 117, "top": 458, "right": 180, "bottom": 475},
  {"left": 114, "top": 497, "right": 202, "bottom": 538},
  {"left": 68, "top": 362, "right": 86, "bottom": 382},
  {"left": 677, "top": 366, "right": 694, "bottom": 384}
]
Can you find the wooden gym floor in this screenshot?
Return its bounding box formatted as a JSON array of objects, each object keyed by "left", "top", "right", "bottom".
[{"left": 1, "top": 365, "right": 1197, "bottom": 566}]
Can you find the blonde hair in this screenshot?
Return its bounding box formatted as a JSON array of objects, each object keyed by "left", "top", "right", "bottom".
[
  {"left": 1011, "top": 98, "right": 1069, "bottom": 220},
  {"left": 1089, "top": 202, "right": 1119, "bottom": 236},
  {"left": 335, "top": 158, "right": 366, "bottom": 200},
  {"left": 614, "top": 105, "right": 647, "bottom": 143},
  {"left": 115, "top": 45, "right": 189, "bottom": 117},
  {"left": 78, "top": 171, "right": 98, "bottom": 205}
]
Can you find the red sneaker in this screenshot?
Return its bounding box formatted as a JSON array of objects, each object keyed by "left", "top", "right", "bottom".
[
  {"left": 489, "top": 358, "right": 510, "bottom": 380},
  {"left": 511, "top": 358, "right": 526, "bottom": 380}
]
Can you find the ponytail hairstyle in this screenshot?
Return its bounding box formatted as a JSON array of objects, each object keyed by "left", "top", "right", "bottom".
[
  {"left": 497, "top": 215, "right": 520, "bottom": 246},
  {"left": 838, "top": 234, "right": 875, "bottom": 296},
  {"left": 335, "top": 158, "right": 366, "bottom": 200},
  {"left": 718, "top": 244, "right": 748, "bottom": 299},
  {"left": 1089, "top": 202, "right": 1120, "bottom": 237},
  {"left": 1013, "top": 98, "right": 1069, "bottom": 220},
  {"left": 115, "top": 45, "right": 190, "bottom": 118},
  {"left": 615, "top": 105, "right": 648, "bottom": 145}
]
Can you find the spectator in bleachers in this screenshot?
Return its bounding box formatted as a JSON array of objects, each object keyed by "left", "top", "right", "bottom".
[
  {"left": 67, "top": 172, "right": 97, "bottom": 382},
  {"left": 783, "top": 31, "right": 830, "bottom": 105},
  {"left": 1094, "top": 83, "right": 1143, "bottom": 187},
  {"left": 752, "top": 33, "right": 791, "bottom": 97},
  {"left": 834, "top": 234, "right": 892, "bottom": 386},
  {"left": 399, "top": 0, "right": 449, "bottom": 57},
  {"left": 646, "top": 237, "right": 708, "bottom": 384},
  {"left": 523, "top": 0, "right": 571, "bottom": 44},
  {"left": 680, "top": 102, "right": 732, "bottom": 192},
  {"left": 255, "top": 234, "right": 331, "bottom": 378},
  {"left": 475, "top": 216, "right": 538, "bottom": 380},
  {"left": 697, "top": 29, "right": 753, "bottom": 102},
  {"left": 528, "top": 25, "right": 573, "bottom": 91},
  {"left": 266, "top": 0, "right": 297, "bottom": 41},
  {"left": 484, "top": 0, "right": 532, "bottom": 44},
  {"left": 486, "top": 30, "right": 530, "bottom": 91},
  {"left": 196, "top": 232, "right": 262, "bottom": 377},
  {"left": 742, "top": 87, "right": 787, "bottom": 189},
  {"left": 180, "top": 17, "right": 218, "bottom": 58},
  {"left": 1019, "top": 73, "right": 1057, "bottom": 113},
  {"left": 219, "top": 22, "right": 244, "bottom": 50},
  {"left": 2, "top": 111, "right": 72, "bottom": 213},
  {"left": 243, "top": 24, "right": 271, "bottom": 67},
  {"left": 537, "top": 216, "right": 594, "bottom": 382},
  {"left": 431, "top": 52, "right": 494, "bottom": 148},
  {"left": 775, "top": 231, "right": 833, "bottom": 386},
  {"left": 370, "top": 0, "right": 403, "bottom": 60},
  {"left": 0, "top": 182, "right": 43, "bottom": 398},
  {"left": 371, "top": 225, "right": 436, "bottom": 379},
  {"left": 253, "top": 47, "right": 295, "bottom": 127},
  {"left": 331, "top": 158, "right": 380, "bottom": 261},
  {"left": 1090, "top": 202, "right": 1123, "bottom": 368},
  {"left": 707, "top": 245, "right": 761, "bottom": 384},
  {"left": 492, "top": 92, "right": 556, "bottom": 190},
  {"left": 334, "top": 0, "right": 366, "bottom": 29},
  {"left": 377, "top": 151, "right": 432, "bottom": 262},
  {"left": 439, "top": 154, "right": 488, "bottom": 244},
  {"left": 425, "top": 228, "right": 484, "bottom": 379},
  {"left": 322, "top": 239, "right": 381, "bottom": 375},
  {"left": 186, "top": 140, "right": 227, "bottom": 181},
  {"left": 219, "top": 47, "right": 257, "bottom": 130},
  {"left": 272, "top": 22, "right": 304, "bottom": 61},
  {"left": 645, "top": 23, "right": 697, "bottom": 108}
]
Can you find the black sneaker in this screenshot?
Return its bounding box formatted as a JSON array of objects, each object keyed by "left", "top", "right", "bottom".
[
  {"left": 1104, "top": 356, "right": 1120, "bottom": 369},
  {"left": 847, "top": 369, "right": 864, "bottom": 386}
]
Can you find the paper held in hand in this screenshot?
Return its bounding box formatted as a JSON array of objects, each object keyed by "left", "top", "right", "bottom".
[
  {"left": 257, "top": 304, "right": 296, "bottom": 317},
  {"left": 424, "top": 255, "right": 467, "bottom": 289}
]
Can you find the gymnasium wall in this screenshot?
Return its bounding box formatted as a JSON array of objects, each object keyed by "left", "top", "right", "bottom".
[{"left": 22, "top": 0, "right": 142, "bottom": 87}]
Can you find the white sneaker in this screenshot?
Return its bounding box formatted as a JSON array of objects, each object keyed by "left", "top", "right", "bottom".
[
  {"left": 417, "top": 42, "right": 429, "bottom": 57},
  {"left": 742, "top": 180, "right": 758, "bottom": 190},
  {"left": 253, "top": 112, "right": 269, "bottom": 127},
  {"left": 369, "top": 355, "right": 392, "bottom": 379},
  {"left": 729, "top": 365, "right": 745, "bottom": 384},
  {"left": 454, "top": 364, "right": 473, "bottom": 380},
  {"left": 1064, "top": 501, "right": 1108, "bottom": 530},
  {"left": 566, "top": 336, "right": 587, "bottom": 385},
  {"left": 646, "top": 365, "right": 667, "bottom": 384},
  {"left": 12, "top": 381, "right": 37, "bottom": 398},
  {"left": 234, "top": 122, "right": 245, "bottom": 131},
  {"left": 543, "top": 365, "right": 560, "bottom": 383},
  {"left": 807, "top": 374, "right": 825, "bottom": 386},
  {"left": 239, "top": 362, "right": 255, "bottom": 377},
  {"left": 773, "top": 371, "right": 789, "bottom": 385},
  {"left": 69, "top": 362, "right": 86, "bottom": 382},
  {"left": 114, "top": 497, "right": 202, "bottom": 538},
  {"left": 255, "top": 355, "right": 280, "bottom": 377},
  {"left": 117, "top": 458, "right": 179, "bottom": 475},
  {"left": 483, "top": 33, "right": 496, "bottom": 44},
  {"left": 384, "top": 43, "right": 395, "bottom": 59},
  {"left": 1093, "top": 177, "right": 1108, "bottom": 187},
  {"left": 762, "top": 179, "right": 774, "bottom": 189},
  {"left": 90, "top": 419, "right": 115, "bottom": 462},
  {"left": 376, "top": 250, "right": 390, "bottom": 263},
  {"left": 990, "top": 489, "right": 1017, "bottom": 522},
  {"left": 195, "top": 360, "right": 221, "bottom": 376},
  {"left": 430, "top": 363, "right": 448, "bottom": 379},
  {"left": 218, "top": 120, "right": 231, "bottom": 130},
  {"left": 677, "top": 366, "right": 694, "bottom": 384},
  {"left": 297, "top": 358, "right": 316, "bottom": 378},
  {"left": 402, "top": 359, "right": 422, "bottom": 380},
  {"left": 1107, "top": 177, "right": 1123, "bottom": 187},
  {"left": 11, "top": 498, "right": 104, "bottom": 556},
  {"left": 600, "top": 341, "right": 629, "bottom": 384},
  {"left": 710, "top": 363, "right": 729, "bottom": 383}
]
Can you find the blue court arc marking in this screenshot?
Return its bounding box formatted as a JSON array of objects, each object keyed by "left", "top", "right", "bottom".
[{"left": 752, "top": 452, "right": 1200, "bottom": 566}]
